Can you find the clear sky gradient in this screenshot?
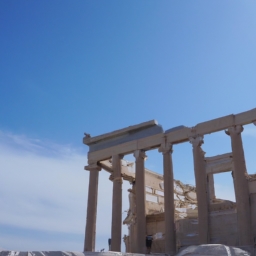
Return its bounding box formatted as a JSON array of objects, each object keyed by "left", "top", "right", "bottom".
[{"left": 0, "top": 1, "right": 256, "bottom": 252}]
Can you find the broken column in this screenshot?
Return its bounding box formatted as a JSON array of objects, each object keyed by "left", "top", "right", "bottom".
[
  {"left": 84, "top": 163, "right": 101, "bottom": 252},
  {"left": 226, "top": 125, "right": 252, "bottom": 245},
  {"left": 190, "top": 135, "right": 209, "bottom": 244},
  {"left": 159, "top": 140, "right": 176, "bottom": 255},
  {"left": 111, "top": 154, "right": 123, "bottom": 252},
  {"left": 134, "top": 149, "right": 147, "bottom": 254}
]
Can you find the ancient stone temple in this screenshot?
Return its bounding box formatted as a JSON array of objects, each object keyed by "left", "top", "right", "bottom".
[{"left": 83, "top": 108, "right": 256, "bottom": 255}]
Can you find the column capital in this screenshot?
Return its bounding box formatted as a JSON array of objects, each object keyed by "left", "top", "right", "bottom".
[
  {"left": 158, "top": 138, "right": 173, "bottom": 154},
  {"left": 133, "top": 149, "right": 147, "bottom": 160},
  {"left": 189, "top": 135, "right": 204, "bottom": 147},
  {"left": 225, "top": 125, "right": 244, "bottom": 136},
  {"left": 84, "top": 163, "right": 101, "bottom": 171}
]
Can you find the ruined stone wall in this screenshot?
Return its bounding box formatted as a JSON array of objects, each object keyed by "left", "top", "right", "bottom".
[
  {"left": 209, "top": 211, "right": 238, "bottom": 245},
  {"left": 176, "top": 218, "right": 199, "bottom": 248},
  {"left": 145, "top": 210, "right": 240, "bottom": 252},
  {"left": 146, "top": 213, "right": 165, "bottom": 253}
]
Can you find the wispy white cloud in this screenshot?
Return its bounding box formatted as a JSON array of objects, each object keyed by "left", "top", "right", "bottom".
[
  {"left": 0, "top": 130, "right": 130, "bottom": 251},
  {"left": 0, "top": 130, "right": 81, "bottom": 157}
]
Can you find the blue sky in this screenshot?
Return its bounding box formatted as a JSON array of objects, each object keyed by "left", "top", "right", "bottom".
[{"left": 1, "top": 1, "right": 256, "bottom": 252}]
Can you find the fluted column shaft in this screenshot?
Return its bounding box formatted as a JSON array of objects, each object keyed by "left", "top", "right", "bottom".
[
  {"left": 190, "top": 136, "right": 209, "bottom": 244},
  {"left": 134, "top": 150, "right": 147, "bottom": 254},
  {"left": 226, "top": 125, "right": 252, "bottom": 245},
  {"left": 84, "top": 164, "right": 101, "bottom": 252},
  {"left": 159, "top": 140, "right": 176, "bottom": 255},
  {"left": 111, "top": 155, "right": 123, "bottom": 252}
]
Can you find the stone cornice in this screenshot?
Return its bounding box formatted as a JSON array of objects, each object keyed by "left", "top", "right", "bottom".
[{"left": 83, "top": 120, "right": 159, "bottom": 145}]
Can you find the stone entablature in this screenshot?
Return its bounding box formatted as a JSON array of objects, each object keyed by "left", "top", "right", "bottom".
[
  {"left": 84, "top": 108, "right": 256, "bottom": 163},
  {"left": 205, "top": 153, "right": 233, "bottom": 175}
]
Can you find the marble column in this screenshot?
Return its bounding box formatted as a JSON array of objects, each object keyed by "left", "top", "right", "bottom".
[
  {"left": 134, "top": 149, "right": 147, "bottom": 253},
  {"left": 84, "top": 164, "right": 101, "bottom": 252},
  {"left": 190, "top": 136, "right": 209, "bottom": 244},
  {"left": 225, "top": 125, "right": 252, "bottom": 245},
  {"left": 159, "top": 140, "right": 176, "bottom": 254},
  {"left": 111, "top": 154, "right": 123, "bottom": 252},
  {"left": 207, "top": 173, "right": 215, "bottom": 201}
]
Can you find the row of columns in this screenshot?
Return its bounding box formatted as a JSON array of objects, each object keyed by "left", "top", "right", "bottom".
[
  {"left": 84, "top": 124, "right": 253, "bottom": 253},
  {"left": 83, "top": 145, "right": 174, "bottom": 254}
]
